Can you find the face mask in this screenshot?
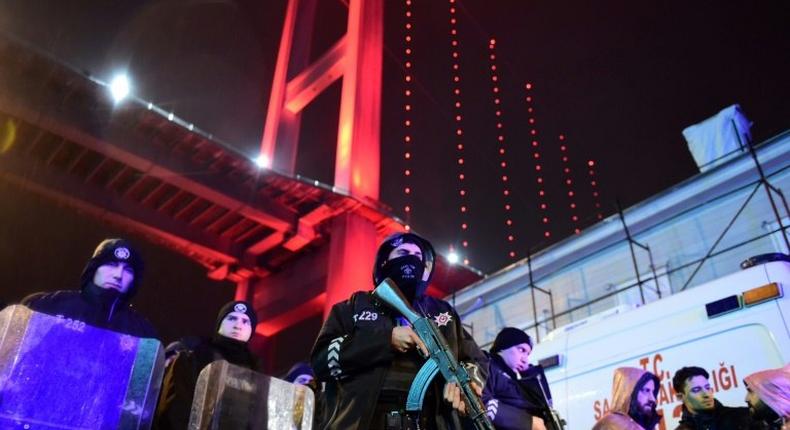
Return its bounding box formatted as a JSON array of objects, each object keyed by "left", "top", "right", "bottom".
[{"left": 381, "top": 254, "right": 425, "bottom": 301}]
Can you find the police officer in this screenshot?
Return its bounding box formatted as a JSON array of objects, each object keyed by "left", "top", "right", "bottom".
[
  {"left": 154, "top": 300, "right": 259, "bottom": 429},
  {"left": 22, "top": 237, "right": 157, "bottom": 338},
  {"left": 482, "top": 327, "right": 546, "bottom": 430},
  {"left": 310, "top": 232, "right": 487, "bottom": 430}
]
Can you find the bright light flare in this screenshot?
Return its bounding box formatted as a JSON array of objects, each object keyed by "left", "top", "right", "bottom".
[
  {"left": 447, "top": 251, "right": 460, "bottom": 264},
  {"left": 109, "top": 74, "right": 130, "bottom": 102},
  {"left": 254, "top": 154, "right": 271, "bottom": 169}
]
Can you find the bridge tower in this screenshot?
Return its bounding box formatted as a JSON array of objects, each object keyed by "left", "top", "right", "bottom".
[{"left": 257, "top": 0, "right": 385, "bottom": 320}]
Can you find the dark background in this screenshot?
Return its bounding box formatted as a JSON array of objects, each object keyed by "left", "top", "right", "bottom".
[{"left": 1, "top": 0, "right": 789, "bottom": 347}]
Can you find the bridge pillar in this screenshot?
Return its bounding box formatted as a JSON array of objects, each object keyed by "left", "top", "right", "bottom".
[
  {"left": 261, "top": 0, "right": 384, "bottom": 319},
  {"left": 324, "top": 212, "right": 378, "bottom": 316}
]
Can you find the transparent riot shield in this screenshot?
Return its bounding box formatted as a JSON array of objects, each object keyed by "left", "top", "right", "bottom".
[
  {"left": 0, "top": 305, "right": 164, "bottom": 429},
  {"left": 189, "top": 360, "right": 314, "bottom": 430}
]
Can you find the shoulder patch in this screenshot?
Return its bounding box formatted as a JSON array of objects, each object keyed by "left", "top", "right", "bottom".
[{"left": 433, "top": 312, "right": 453, "bottom": 327}]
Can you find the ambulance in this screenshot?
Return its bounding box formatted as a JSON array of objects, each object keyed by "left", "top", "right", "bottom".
[{"left": 530, "top": 259, "right": 790, "bottom": 429}]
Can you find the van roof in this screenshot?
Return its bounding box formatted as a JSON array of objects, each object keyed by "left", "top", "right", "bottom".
[{"left": 540, "top": 260, "right": 789, "bottom": 343}]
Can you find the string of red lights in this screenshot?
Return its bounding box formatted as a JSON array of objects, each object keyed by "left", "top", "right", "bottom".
[
  {"left": 401, "top": 0, "right": 415, "bottom": 229},
  {"left": 558, "top": 134, "right": 581, "bottom": 235},
  {"left": 523, "top": 83, "right": 552, "bottom": 239},
  {"left": 486, "top": 38, "right": 518, "bottom": 260},
  {"left": 587, "top": 158, "right": 604, "bottom": 220},
  {"left": 448, "top": 0, "right": 470, "bottom": 265}
]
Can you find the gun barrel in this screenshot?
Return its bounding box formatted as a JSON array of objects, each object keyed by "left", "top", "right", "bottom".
[{"left": 372, "top": 279, "right": 422, "bottom": 322}]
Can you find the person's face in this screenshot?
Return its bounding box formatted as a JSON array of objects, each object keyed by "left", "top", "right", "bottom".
[
  {"left": 744, "top": 386, "right": 778, "bottom": 420},
  {"left": 293, "top": 374, "right": 314, "bottom": 386},
  {"left": 387, "top": 242, "right": 431, "bottom": 281},
  {"left": 745, "top": 388, "right": 761, "bottom": 416},
  {"left": 498, "top": 342, "right": 532, "bottom": 373},
  {"left": 681, "top": 375, "right": 715, "bottom": 413},
  {"left": 93, "top": 261, "right": 134, "bottom": 293},
  {"left": 637, "top": 379, "right": 657, "bottom": 416},
  {"left": 217, "top": 311, "right": 252, "bottom": 342}
]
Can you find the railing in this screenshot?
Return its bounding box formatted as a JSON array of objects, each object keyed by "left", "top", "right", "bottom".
[{"left": 467, "top": 133, "right": 790, "bottom": 348}]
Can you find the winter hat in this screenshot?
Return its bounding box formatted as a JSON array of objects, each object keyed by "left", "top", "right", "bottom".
[
  {"left": 80, "top": 238, "right": 144, "bottom": 297},
  {"left": 215, "top": 300, "right": 258, "bottom": 334},
  {"left": 372, "top": 232, "right": 436, "bottom": 286},
  {"left": 491, "top": 327, "right": 533, "bottom": 354},
  {"left": 284, "top": 362, "right": 315, "bottom": 383}
]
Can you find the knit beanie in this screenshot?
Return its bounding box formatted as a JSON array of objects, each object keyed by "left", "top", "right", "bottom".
[
  {"left": 79, "top": 238, "right": 144, "bottom": 298},
  {"left": 215, "top": 300, "right": 258, "bottom": 337},
  {"left": 491, "top": 327, "right": 533, "bottom": 354},
  {"left": 284, "top": 362, "right": 315, "bottom": 383}
]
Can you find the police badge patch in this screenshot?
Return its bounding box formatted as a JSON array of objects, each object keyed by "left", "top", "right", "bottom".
[
  {"left": 114, "top": 247, "right": 131, "bottom": 260},
  {"left": 433, "top": 312, "right": 452, "bottom": 327}
]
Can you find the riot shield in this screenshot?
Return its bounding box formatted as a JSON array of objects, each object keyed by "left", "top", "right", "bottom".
[
  {"left": 0, "top": 305, "right": 164, "bottom": 429},
  {"left": 189, "top": 360, "right": 314, "bottom": 430}
]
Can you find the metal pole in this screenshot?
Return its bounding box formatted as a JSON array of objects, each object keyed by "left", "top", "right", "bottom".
[
  {"left": 646, "top": 245, "right": 661, "bottom": 298},
  {"left": 680, "top": 183, "right": 761, "bottom": 291},
  {"left": 617, "top": 200, "right": 646, "bottom": 305},
  {"left": 527, "top": 249, "right": 540, "bottom": 342},
  {"left": 530, "top": 279, "right": 539, "bottom": 342},
  {"left": 736, "top": 119, "right": 790, "bottom": 251}
]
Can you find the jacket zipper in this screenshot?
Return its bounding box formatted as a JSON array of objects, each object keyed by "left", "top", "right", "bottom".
[{"left": 107, "top": 296, "right": 120, "bottom": 323}]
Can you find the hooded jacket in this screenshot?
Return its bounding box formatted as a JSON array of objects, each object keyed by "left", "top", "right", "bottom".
[
  {"left": 310, "top": 291, "right": 487, "bottom": 430},
  {"left": 744, "top": 365, "right": 790, "bottom": 430},
  {"left": 593, "top": 367, "right": 661, "bottom": 430}
]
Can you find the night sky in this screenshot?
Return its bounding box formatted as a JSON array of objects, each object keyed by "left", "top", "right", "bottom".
[{"left": 1, "top": 0, "right": 789, "bottom": 346}]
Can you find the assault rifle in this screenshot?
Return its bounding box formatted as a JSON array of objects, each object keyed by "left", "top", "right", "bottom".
[
  {"left": 372, "top": 279, "right": 495, "bottom": 430},
  {"left": 518, "top": 365, "right": 566, "bottom": 430}
]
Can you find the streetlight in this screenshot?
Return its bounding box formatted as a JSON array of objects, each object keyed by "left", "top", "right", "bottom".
[
  {"left": 254, "top": 154, "right": 271, "bottom": 169},
  {"left": 109, "top": 74, "right": 130, "bottom": 103}
]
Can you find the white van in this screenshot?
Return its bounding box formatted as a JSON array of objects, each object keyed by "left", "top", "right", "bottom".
[{"left": 530, "top": 260, "right": 790, "bottom": 429}]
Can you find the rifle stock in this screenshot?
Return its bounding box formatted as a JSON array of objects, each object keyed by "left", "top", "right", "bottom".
[{"left": 373, "top": 279, "right": 495, "bottom": 430}]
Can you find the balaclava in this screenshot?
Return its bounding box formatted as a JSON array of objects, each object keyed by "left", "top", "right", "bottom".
[{"left": 372, "top": 232, "right": 435, "bottom": 303}]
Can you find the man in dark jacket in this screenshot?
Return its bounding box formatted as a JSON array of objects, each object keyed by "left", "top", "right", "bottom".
[
  {"left": 482, "top": 327, "right": 546, "bottom": 430},
  {"left": 22, "top": 237, "right": 157, "bottom": 338},
  {"left": 310, "top": 232, "right": 488, "bottom": 430},
  {"left": 154, "top": 300, "right": 260, "bottom": 429},
  {"left": 672, "top": 366, "right": 758, "bottom": 430}
]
